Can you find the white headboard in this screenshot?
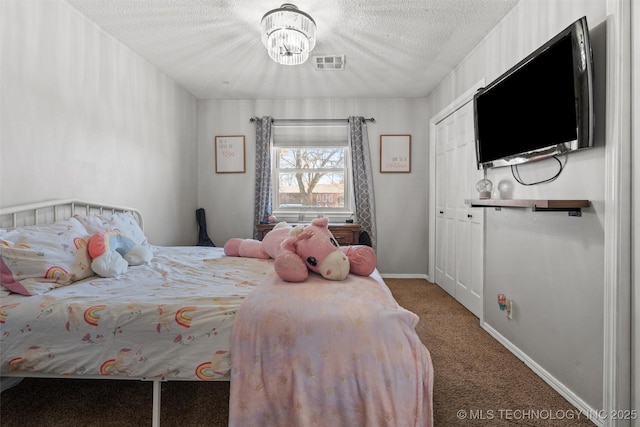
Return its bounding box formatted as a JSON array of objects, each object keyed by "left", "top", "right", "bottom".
[{"left": 0, "top": 199, "right": 144, "bottom": 230}]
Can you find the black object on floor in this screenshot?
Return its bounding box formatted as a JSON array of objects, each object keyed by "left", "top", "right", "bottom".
[{"left": 196, "top": 208, "right": 215, "bottom": 247}]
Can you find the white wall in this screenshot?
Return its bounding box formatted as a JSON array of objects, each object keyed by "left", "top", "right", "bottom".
[
  {"left": 632, "top": 0, "right": 639, "bottom": 420},
  {"left": 197, "top": 98, "right": 428, "bottom": 275},
  {"left": 426, "top": 0, "right": 607, "bottom": 411},
  {"left": 0, "top": 0, "right": 198, "bottom": 245}
]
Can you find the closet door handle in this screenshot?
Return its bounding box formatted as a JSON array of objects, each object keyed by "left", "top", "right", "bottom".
[
  {"left": 467, "top": 214, "right": 473, "bottom": 218},
  {"left": 439, "top": 210, "right": 444, "bottom": 214}
]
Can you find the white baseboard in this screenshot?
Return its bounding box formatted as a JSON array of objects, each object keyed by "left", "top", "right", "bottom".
[
  {"left": 380, "top": 273, "right": 429, "bottom": 280},
  {"left": 482, "top": 322, "right": 604, "bottom": 427}
]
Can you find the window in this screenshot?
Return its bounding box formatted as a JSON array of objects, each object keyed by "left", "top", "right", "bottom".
[{"left": 272, "top": 122, "right": 353, "bottom": 222}]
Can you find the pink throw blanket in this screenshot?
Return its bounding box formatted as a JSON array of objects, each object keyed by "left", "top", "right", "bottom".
[{"left": 229, "top": 271, "right": 433, "bottom": 427}]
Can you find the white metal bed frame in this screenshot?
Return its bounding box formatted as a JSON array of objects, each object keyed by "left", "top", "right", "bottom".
[
  {"left": 0, "top": 199, "right": 178, "bottom": 427},
  {"left": 0, "top": 199, "right": 144, "bottom": 230}
]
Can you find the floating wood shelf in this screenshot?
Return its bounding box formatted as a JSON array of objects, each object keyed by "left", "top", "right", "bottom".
[{"left": 465, "top": 199, "right": 590, "bottom": 216}]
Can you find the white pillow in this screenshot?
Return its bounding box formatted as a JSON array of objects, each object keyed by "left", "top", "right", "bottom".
[
  {"left": 0, "top": 218, "right": 93, "bottom": 295},
  {"left": 74, "top": 211, "right": 148, "bottom": 246}
]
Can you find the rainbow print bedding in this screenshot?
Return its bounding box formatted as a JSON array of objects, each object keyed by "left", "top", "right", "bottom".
[
  {"left": 229, "top": 270, "right": 434, "bottom": 427},
  {"left": 0, "top": 246, "right": 272, "bottom": 380}
]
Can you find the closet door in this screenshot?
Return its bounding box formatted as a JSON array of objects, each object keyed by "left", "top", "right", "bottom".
[
  {"left": 434, "top": 101, "right": 484, "bottom": 318},
  {"left": 453, "top": 102, "right": 484, "bottom": 317},
  {"left": 435, "top": 113, "right": 456, "bottom": 296}
]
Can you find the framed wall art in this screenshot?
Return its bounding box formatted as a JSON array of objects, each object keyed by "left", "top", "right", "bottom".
[
  {"left": 380, "top": 134, "right": 411, "bottom": 173},
  {"left": 215, "top": 135, "right": 246, "bottom": 173}
]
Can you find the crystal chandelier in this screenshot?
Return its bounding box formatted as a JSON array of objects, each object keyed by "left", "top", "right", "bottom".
[{"left": 261, "top": 4, "right": 316, "bottom": 66}]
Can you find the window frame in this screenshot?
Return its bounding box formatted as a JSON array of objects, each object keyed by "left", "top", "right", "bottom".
[{"left": 270, "top": 124, "right": 355, "bottom": 223}]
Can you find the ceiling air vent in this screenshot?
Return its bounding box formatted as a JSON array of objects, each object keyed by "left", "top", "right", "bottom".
[{"left": 313, "top": 55, "right": 345, "bottom": 70}]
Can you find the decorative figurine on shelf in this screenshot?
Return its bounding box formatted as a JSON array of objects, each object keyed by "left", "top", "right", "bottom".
[{"left": 476, "top": 178, "right": 493, "bottom": 199}]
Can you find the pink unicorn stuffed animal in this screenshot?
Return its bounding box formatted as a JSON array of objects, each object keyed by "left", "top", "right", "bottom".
[{"left": 223, "top": 218, "right": 376, "bottom": 283}]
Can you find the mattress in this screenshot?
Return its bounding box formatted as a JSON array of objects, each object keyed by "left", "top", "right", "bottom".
[{"left": 0, "top": 246, "right": 272, "bottom": 381}]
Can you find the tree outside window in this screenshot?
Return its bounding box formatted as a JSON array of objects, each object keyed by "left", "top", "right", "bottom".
[{"left": 275, "top": 147, "right": 347, "bottom": 209}]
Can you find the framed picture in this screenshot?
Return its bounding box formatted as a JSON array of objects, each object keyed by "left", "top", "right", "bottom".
[
  {"left": 380, "top": 134, "right": 411, "bottom": 173},
  {"left": 215, "top": 135, "right": 246, "bottom": 173}
]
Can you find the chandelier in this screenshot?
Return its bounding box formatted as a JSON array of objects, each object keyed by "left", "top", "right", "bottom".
[{"left": 261, "top": 4, "right": 316, "bottom": 66}]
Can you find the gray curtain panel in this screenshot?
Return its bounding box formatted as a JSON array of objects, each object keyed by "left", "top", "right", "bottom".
[
  {"left": 253, "top": 116, "right": 273, "bottom": 239},
  {"left": 348, "top": 116, "right": 377, "bottom": 250}
]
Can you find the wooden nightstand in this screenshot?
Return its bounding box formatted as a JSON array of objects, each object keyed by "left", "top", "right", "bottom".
[{"left": 255, "top": 223, "right": 361, "bottom": 246}]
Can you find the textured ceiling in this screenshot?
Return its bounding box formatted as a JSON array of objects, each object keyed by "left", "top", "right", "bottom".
[{"left": 64, "top": 0, "right": 519, "bottom": 100}]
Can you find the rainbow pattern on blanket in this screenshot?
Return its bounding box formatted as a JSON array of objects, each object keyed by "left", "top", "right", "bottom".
[
  {"left": 175, "top": 306, "right": 196, "bottom": 328},
  {"left": 44, "top": 266, "right": 68, "bottom": 281},
  {"left": 0, "top": 304, "right": 19, "bottom": 324},
  {"left": 99, "top": 359, "right": 117, "bottom": 375},
  {"left": 84, "top": 305, "right": 106, "bottom": 326}
]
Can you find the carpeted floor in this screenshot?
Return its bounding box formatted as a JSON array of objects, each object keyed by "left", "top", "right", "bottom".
[
  {"left": 386, "top": 279, "right": 596, "bottom": 427},
  {"left": 0, "top": 279, "right": 595, "bottom": 426}
]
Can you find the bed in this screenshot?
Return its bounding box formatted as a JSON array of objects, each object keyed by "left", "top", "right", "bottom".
[{"left": 0, "top": 199, "right": 433, "bottom": 426}]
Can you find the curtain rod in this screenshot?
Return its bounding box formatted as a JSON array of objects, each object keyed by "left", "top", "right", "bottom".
[{"left": 249, "top": 117, "right": 375, "bottom": 123}]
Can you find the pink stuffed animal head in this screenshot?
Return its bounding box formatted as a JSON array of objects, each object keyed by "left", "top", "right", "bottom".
[{"left": 282, "top": 218, "right": 350, "bottom": 281}]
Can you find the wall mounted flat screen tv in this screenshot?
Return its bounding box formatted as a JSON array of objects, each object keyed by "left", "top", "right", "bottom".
[{"left": 474, "top": 16, "right": 594, "bottom": 169}]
